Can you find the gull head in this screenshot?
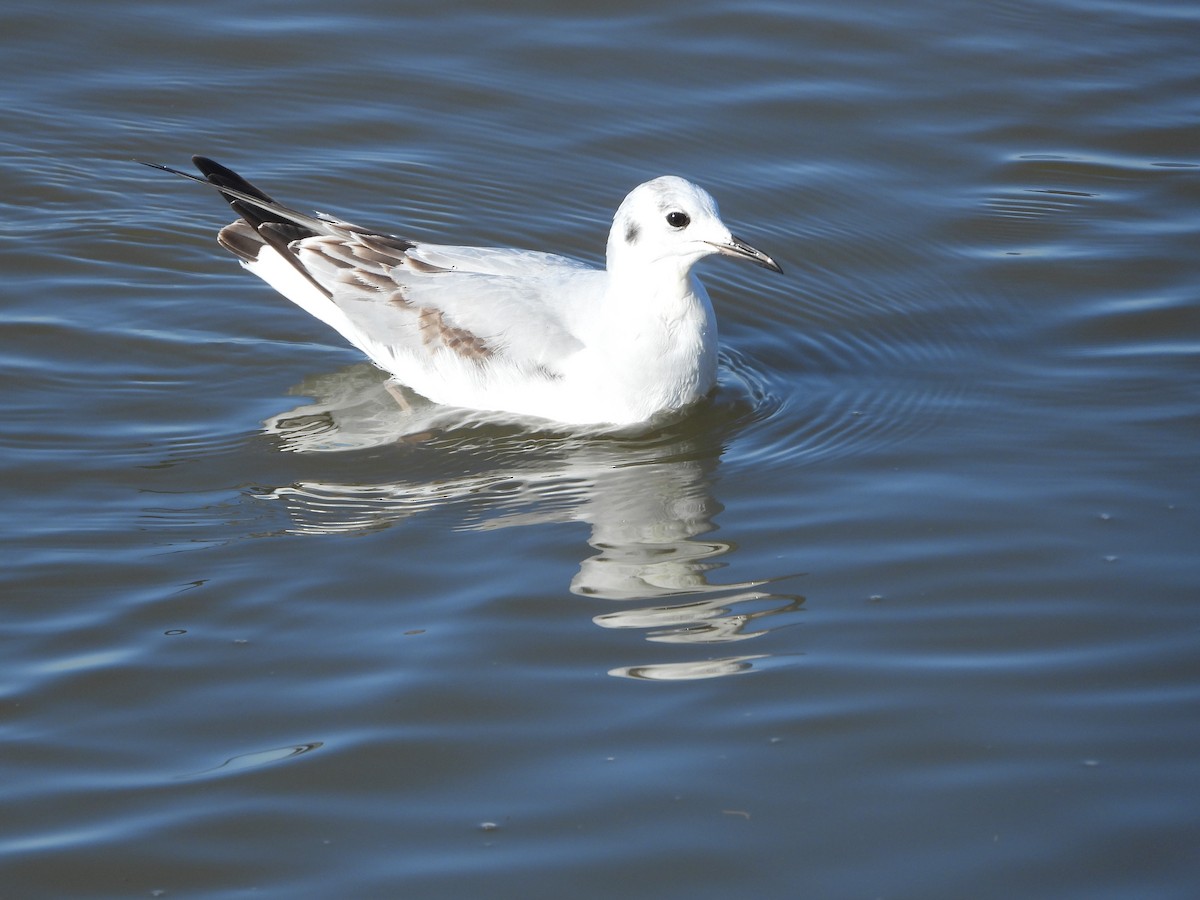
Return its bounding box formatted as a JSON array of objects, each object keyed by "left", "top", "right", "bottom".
[{"left": 606, "top": 176, "right": 782, "bottom": 279}]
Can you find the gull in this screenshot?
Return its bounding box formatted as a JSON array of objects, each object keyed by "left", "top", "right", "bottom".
[{"left": 147, "top": 156, "right": 782, "bottom": 428}]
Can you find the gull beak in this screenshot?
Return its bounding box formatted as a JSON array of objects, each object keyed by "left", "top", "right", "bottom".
[{"left": 707, "top": 235, "right": 783, "bottom": 274}]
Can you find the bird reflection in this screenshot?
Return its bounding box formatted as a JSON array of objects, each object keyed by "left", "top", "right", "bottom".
[{"left": 259, "top": 364, "right": 803, "bottom": 680}]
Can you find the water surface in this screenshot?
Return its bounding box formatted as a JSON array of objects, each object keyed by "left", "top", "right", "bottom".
[{"left": 1, "top": 0, "right": 1198, "bottom": 897}]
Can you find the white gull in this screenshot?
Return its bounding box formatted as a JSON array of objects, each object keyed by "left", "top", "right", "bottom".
[{"left": 148, "top": 156, "right": 782, "bottom": 428}]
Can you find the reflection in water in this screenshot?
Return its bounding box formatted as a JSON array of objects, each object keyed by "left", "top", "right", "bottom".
[
  {"left": 258, "top": 365, "right": 803, "bottom": 680},
  {"left": 594, "top": 592, "right": 803, "bottom": 644},
  {"left": 608, "top": 656, "right": 768, "bottom": 681}
]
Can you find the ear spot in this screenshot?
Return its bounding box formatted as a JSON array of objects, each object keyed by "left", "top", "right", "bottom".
[{"left": 625, "top": 221, "right": 640, "bottom": 244}]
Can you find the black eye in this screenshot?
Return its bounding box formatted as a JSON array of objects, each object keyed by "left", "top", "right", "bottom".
[{"left": 666, "top": 211, "right": 690, "bottom": 229}]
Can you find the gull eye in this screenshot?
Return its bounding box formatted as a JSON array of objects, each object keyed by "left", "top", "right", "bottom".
[{"left": 666, "top": 211, "right": 690, "bottom": 229}]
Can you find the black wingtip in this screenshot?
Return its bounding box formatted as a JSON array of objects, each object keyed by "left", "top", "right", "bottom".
[
  {"left": 145, "top": 155, "right": 334, "bottom": 297},
  {"left": 137, "top": 159, "right": 205, "bottom": 183},
  {"left": 190, "top": 156, "right": 277, "bottom": 205}
]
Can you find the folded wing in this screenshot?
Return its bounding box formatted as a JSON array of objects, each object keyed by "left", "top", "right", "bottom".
[{"left": 180, "top": 157, "right": 600, "bottom": 388}]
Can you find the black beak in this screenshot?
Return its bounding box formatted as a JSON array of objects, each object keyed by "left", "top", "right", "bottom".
[{"left": 708, "top": 235, "right": 783, "bottom": 274}]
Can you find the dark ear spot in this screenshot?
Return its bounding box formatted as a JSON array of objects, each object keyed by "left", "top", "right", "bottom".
[{"left": 624, "top": 221, "right": 640, "bottom": 245}]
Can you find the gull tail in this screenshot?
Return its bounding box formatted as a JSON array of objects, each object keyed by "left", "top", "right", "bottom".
[{"left": 142, "top": 156, "right": 332, "bottom": 297}]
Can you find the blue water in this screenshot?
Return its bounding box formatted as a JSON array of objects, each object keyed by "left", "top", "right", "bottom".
[{"left": 1, "top": 0, "right": 1198, "bottom": 897}]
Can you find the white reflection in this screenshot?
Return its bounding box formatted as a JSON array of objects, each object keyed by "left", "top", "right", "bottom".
[
  {"left": 608, "top": 656, "right": 767, "bottom": 681},
  {"left": 259, "top": 366, "right": 802, "bottom": 680},
  {"left": 593, "top": 591, "right": 803, "bottom": 644}
]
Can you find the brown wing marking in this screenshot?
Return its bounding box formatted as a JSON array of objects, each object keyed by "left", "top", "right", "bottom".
[{"left": 388, "top": 292, "right": 492, "bottom": 361}]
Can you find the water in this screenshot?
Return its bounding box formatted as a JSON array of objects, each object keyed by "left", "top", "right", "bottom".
[{"left": 2, "top": 0, "right": 1198, "bottom": 897}]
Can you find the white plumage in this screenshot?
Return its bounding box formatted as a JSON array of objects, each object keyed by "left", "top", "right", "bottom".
[{"left": 151, "top": 156, "right": 782, "bottom": 428}]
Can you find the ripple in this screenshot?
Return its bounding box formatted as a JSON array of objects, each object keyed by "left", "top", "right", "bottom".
[
  {"left": 959, "top": 152, "right": 1199, "bottom": 261},
  {"left": 720, "top": 316, "right": 977, "bottom": 471},
  {"left": 178, "top": 742, "right": 324, "bottom": 780}
]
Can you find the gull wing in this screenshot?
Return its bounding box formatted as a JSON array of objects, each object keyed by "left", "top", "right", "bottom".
[
  {"left": 292, "top": 229, "right": 600, "bottom": 373},
  {"left": 159, "top": 157, "right": 601, "bottom": 380}
]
